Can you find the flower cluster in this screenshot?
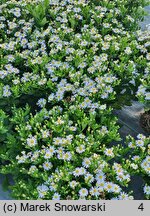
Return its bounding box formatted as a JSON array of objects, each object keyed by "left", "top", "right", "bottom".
[
  {"left": 0, "top": 0, "right": 149, "bottom": 111},
  {"left": 1, "top": 106, "right": 135, "bottom": 200},
  {"left": 136, "top": 30, "right": 150, "bottom": 107},
  {"left": 0, "top": 0, "right": 149, "bottom": 200}
]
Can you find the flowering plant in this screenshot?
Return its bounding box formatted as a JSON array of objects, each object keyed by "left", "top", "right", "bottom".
[
  {"left": 136, "top": 30, "right": 150, "bottom": 108},
  {"left": 0, "top": 0, "right": 150, "bottom": 200}
]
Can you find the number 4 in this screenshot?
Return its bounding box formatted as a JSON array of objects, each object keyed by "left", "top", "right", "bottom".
[{"left": 138, "top": 203, "right": 144, "bottom": 211}]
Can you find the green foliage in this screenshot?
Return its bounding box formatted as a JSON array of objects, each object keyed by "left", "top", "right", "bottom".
[
  {"left": 0, "top": 0, "right": 149, "bottom": 200},
  {"left": 26, "top": 0, "right": 49, "bottom": 28}
]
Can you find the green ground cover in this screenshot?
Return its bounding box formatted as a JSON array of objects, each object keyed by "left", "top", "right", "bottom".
[{"left": 0, "top": 0, "right": 150, "bottom": 200}]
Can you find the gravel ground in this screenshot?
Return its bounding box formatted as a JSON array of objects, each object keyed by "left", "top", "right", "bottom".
[{"left": 139, "top": 6, "right": 150, "bottom": 30}]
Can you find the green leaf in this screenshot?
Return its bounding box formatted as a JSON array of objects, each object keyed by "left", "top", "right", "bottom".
[
  {"left": 39, "top": 17, "right": 48, "bottom": 27},
  {"left": 69, "top": 16, "right": 76, "bottom": 29}
]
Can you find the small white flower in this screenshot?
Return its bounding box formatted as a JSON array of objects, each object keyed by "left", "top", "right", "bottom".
[
  {"left": 27, "top": 136, "right": 37, "bottom": 147},
  {"left": 78, "top": 62, "right": 87, "bottom": 69},
  {"left": 104, "top": 148, "right": 114, "bottom": 157},
  {"left": 128, "top": 142, "right": 135, "bottom": 148},
  {"left": 63, "top": 152, "right": 72, "bottom": 161},
  {"left": 82, "top": 158, "right": 91, "bottom": 168},
  {"left": 48, "top": 93, "right": 55, "bottom": 102},
  {"left": 115, "top": 167, "right": 124, "bottom": 175},
  {"left": 21, "top": 38, "right": 28, "bottom": 46},
  {"left": 104, "top": 182, "right": 114, "bottom": 193},
  {"left": 96, "top": 181, "right": 105, "bottom": 191},
  {"left": 53, "top": 137, "right": 62, "bottom": 145},
  {"left": 52, "top": 193, "right": 60, "bottom": 200},
  {"left": 37, "top": 184, "right": 49, "bottom": 198},
  {"left": 69, "top": 126, "right": 77, "bottom": 131},
  {"left": 85, "top": 173, "right": 94, "bottom": 183},
  {"left": 49, "top": 146, "right": 55, "bottom": 154},
  {"left": 113, "top": 184, "right": 121, "bottom": 194},
  {"left": 29, "top": 165, "right": 37, "bottom": 173},
  {"left": 102, "top": 42, "right": 110, "bottom": 50},
  {"left": 42, "top": 130, "right": 50, "bottom": 138},
  {"left": 73, "top": 168, "right": 81, "bottom": 177},
  {"left": 124, "top": 47, "right": 132, "bottom": 55},
  {"left": 31, "top": 151, "right": 40, "bottom": 161},
  {"left": 145, "top": 92, "right": 150, "bottom": 100},
  {"left": 80, "top": 167, "right": 86, "bottom": 175},
  {"left": 99, "top": 104, "right": 106, "bottom": 110},
  {"left": 136, "top": 139, "right": 144, "bottom": 147},
  {"left": 132, "top": 155, "right": 140, "bottom": 162},
  {"left": 69, "top": 181, "right": 78, "bottom": 189},
  {"left": 76, "top": 145, "right": 85, "bottom": 153},
  {"left": 100, "top": 126, "right": 108, "bottom": 135},
  {"left": 43, "top": 162, "right": 53, "bottom": 170},
  {"left": 130, "top": 163, "right": 138, "bottom": 170},
  {"left": 56, "top": 117, "right": 64, "bottom": 125},
  {"left": 3, "top": 85, "right": 11, "bottom": 97},
  {"left": 14, "top": 11, "right": 21, "bottom": 17},
  {"left": 79, "top": 188, "right": 88, "bottom": 197},
  {"left": 44, "top": 150, "right": 53, "bottom": 159},
  {"left": 146, "top": 53, "right": 150, "bottom": 60},
  {"left": 118, "top": 192, "right": 131, "bottom": 200},
  {"left": 37, "top": 98, "right": 46, "bottom": 108},
  {"left": 96, "top": 172, "right": 106, "bottom": 183},
  {"left": 90, "top": 187, "right": 100, "bottom": 196},
  {"left": 3, "top": 89, "right": 11, "bottom": 97},
  {"left": 80, "top": 40, "right": 88, "bottom": 46},
  {"left": 144, "top": 185, "right": 150, "bottom": 195},
  {"left": 137, "top": 134, "right": 146, "bottom": 140},
  {"left": 141, "top": 156, "right": 150, "bottom": 175},
  {"left": 16, "top": 155, "right": 28, "bottom": 164}
]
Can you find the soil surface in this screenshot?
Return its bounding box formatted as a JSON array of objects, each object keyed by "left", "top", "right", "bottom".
[
  {"left": 140, "top": 111, "right": 150, "bottom": 134},
  {"left": 139, "top": 6, "right": 150, "bottom": 30}
]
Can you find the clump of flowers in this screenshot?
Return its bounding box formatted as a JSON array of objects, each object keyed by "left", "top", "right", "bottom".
[
  {"left": 136, "top": 30, "right": 150, "bottom": 108},
  {"left": 1, "top": 106, "right": 134, "bottom": 200},
  {"left": 0, "top": 0, "right": 149, "bottom": 200},
  {"left": 0, "top": 0, "right": 149, "bottom": 111}
]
